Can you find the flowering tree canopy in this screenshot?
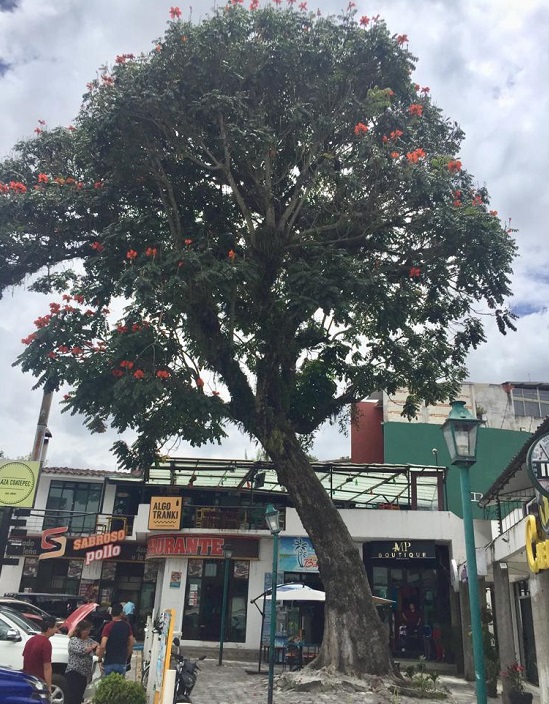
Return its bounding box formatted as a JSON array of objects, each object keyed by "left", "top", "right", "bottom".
[{"left": 0, "top": 6, "right": 516, "bottom": 675}]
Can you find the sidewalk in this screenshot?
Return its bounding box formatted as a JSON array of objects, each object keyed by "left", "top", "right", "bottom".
[{"left": 187, "top": 659, "right": 541, "bottom": 704}]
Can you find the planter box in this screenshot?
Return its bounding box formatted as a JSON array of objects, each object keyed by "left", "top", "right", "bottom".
[{"left": 509, "top": 691, "right": 533, "bottom": 704}]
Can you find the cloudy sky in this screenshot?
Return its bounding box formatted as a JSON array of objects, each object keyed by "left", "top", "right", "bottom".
[{"left": 0, "top": 0, "right": 547, "bottom": 470}]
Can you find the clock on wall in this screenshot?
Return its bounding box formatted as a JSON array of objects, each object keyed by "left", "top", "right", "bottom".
[{"left": 527, "top": 432, "right": 549, "bottom": 499}]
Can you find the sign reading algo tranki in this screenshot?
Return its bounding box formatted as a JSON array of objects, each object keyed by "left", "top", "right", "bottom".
[
  {"left": 0, "top": 460, "right": 40, "bottom": 508},
  {"left": 148, "top": 497, "right": 183, "bottom": 530}
]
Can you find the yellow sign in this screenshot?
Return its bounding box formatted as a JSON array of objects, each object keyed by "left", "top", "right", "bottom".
[
  {"left": 148, "top": 497, "right": 182, "bottom": 530},
  {"left": 525, "top": 515, "right": 549, "bottom": 573},
  {"left": 0, "top": 460, "right": 40, "bottom": 508}
]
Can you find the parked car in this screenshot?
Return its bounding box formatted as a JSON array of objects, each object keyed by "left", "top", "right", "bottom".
[
  {"left": 0, "top": 665, "right": 51, "bottom": 704},
  {"left": 0, "top": 597, "right": 55, "bottom": 625},
  {"left": 4, "top": 593, "right": 86, "bottom": 620},
  {"left": 0, "top": 607, "right": 71, "bottom": 704}
]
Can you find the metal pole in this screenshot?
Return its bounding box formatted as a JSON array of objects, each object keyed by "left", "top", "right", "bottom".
[
  {"left": 267, "top": 531, "right": 279, "bottom": 704},
  {"left": 218, "top": 555, "right": 231, "bottom": 666},
  {"left": 458, "top": 463, "right": 487, "bottom": 704}
]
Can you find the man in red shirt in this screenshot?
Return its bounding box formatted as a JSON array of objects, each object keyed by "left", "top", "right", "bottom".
[{"left": 22, "top": 616, "right": 58, "bottom": 691}]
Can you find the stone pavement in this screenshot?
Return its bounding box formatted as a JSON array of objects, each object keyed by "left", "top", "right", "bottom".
[{"left": 186, "top": 659, "right": 541, "bottom": 704}]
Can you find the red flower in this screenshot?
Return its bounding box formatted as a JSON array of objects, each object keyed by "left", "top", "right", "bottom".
[
  {"left": 62, "top": 294, "right": 72, "bottom": 301},
  {"left": 74, "top": 294, "right": 84, "bottom": 304},
  {"left": 354, "top": 122, "right": 369, "bottom": 136},
  {"left": 71, "top": 347, "right": 83, "bottom": 355},
  {"left": 117, "top": 325, "right": 129, "bottom": 334},
  {"left": 413, "top": 83, "right": 420, "bottom": 91},
  {"left": 37, "top": 173, "right": 49, "bottom": 184},
  {"left": 409, "top": 266, "right": 421, "bottom": 278},
  {"left": 49, "top": 302, "right": 61, "bottom": 313},
  {"left": 184, "top": 238, "right": 193, "bottom": 246},
  {"left": 408, "top": 104, "right": 423, "bottom": 117},
  {"left": 447, "top": 159, "right": 462, "bottom": 173},
  {"left": 228, "top": 250, "right": 236, "bottom": 261},
  {"left": 299, "top": 1, "right": 307, "bottom": 9},
  {"left": 390, "top": 129, "right": 403, "bottom": 141},
  {"left": 386, "top": 88, "right": 394, "bottom": 96},
  {"left": 34, "top": 315, "right": 52, "bottom": 329},
  {"left": 396, "top": 34, "right": 408, "bottom": 45},
  {"left": 382, "top": 136, "right": 389, "bottom": 144},
  {"left": 9, "top": 181, "right": 27, "bottom": 193},
  {"left": 67, "top": 125, "right": 76, "bottom": 132},
  {"left": 57, "top": 345, "right": 69, "bottom": 353},
  {"left": 91, "top": 241, "right": 104, "bottom": 252},
  {"left": 453, "top": 200, "right": 462, "bottom": 208},
  {"left": 360, "top": 16, "right": 370, "bottom": 26},
  {"left": 94, "top": 181, "right": 104, "bottom": 189},
  {"left": 133, "top": 369, "right": 145, "bottom": 379},
  {"left": 489, "top": 210, "right": 498, "bottom": 216},
  {"left": 120, "top": 360, "right": 134, "bottom": 369},
  {"left": 212, "top": 390, "right": 220, "bottom": 396},
  {"left": 126, "top": 249, "right": 138, "bottom": 260},
  {"left": 156, "top": 370, "right": 171, "bottom": 379},
  {"left": 145, "top": 247, "right": 157, "bottom": 257},
  {"left": 170, "top": 6, "right": 182, "bottom": 18},
  {"left": 38, "top": 119, "right": 46, "bottom": 126},
  {"left": 34, "top": 128, "right": 43, "bottom": 135},
  {"left": 196, "top": 377, "right": 205, "bottom": 388},
  {"left": 47, "top": 351, "right": 57, "bottom": 359},
  {"left": 249, "top": 0, "right": 259, "bottom": 8},
  {"left": 420, "top": 86, "right": 430, "bottom": 94},
  {"left": 472, "top": 195, "right": 483, "bottom": 206},
  {"left": 21, "top": 334, "right": 37, "bottom": 345},
  {"left": 390, "top": 151, "right": 400, "bottom": 159},
  {"left": 406, "top": 148, "right": 426, "bottom": 163},
  {"left": 112, "top": 369, "right": 124, "bottom": 378},
  {"left": 63, "top": 394, "right": 71, "bottom": 400},
  {"left": 101, "top": 75, "right": 114, "bottom": 86},
  {"left": 131, "top": 324, "right": 142, "bottom": 332}
]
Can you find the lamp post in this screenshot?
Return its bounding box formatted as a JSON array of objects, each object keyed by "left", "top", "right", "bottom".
[
  {"left": 442, "top": 400, "right": 486, "bottom": 704},
  {"left": 265, "top": 503, "right": 281, "bottom": 704},
  {"left": 218, "top": 543, "right": 233, "bottom": 666}
]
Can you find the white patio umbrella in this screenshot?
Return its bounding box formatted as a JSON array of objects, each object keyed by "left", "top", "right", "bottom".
[{"left": 263, "top": 582, "right": 394, "bottom": 605}]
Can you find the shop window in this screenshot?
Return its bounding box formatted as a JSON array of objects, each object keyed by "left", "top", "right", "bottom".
[
  {"left": 182, "top": 559, "right": 249, "bottom": 643},
  {"left": 43, "top": 481, "right": 102, "bottom": 533}
]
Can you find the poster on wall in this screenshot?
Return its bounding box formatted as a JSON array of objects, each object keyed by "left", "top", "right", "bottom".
[
  {"left": 79, "top": 580, "right": 99, "bottom": 601},
  {"left": 100, "top": 587, "right": 113, "bottom": 604},
  {"left": 279, "top": 536, "right": 318, "bottom": 572},
  {"left": 67, "top": 561, "right": 83, "bottom": 579},
  {"left": 143, "top": 562, "right": 159, "bottom": 583},
  {"left": 188, "top": 560, "right": 203, "bottom": 577},
  {"left": 188, "top": 583, "right": 199, "bottom": 606},
  {"left": 22, "top": 557, "right": 38, "bottom": 577},
  {"left": 101, "top": 562, "right": 117, "bottom": 581},
  {"left": 170, "top": 571, "right": 182, "bottom": 589},
  {"left": 234, "top": 561, "right": 249, "bottom": 579}
]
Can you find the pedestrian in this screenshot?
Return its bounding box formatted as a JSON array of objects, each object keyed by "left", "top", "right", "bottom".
[
  {"left": 22, "top": 616, "right": 58, "bottom": 693},
  {"left": 122, "top": 598, "right": 136, "bottom": 626},
  {"left": 65, "top": 620, "right": 98, "bottom": 704},
  {"left": 96, "top": 603, "right": 134, "bottom": 677}
]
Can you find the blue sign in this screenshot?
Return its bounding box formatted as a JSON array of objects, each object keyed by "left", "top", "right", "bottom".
[{"left": 279, "top": 536, "right": 318, "bottom": 573}]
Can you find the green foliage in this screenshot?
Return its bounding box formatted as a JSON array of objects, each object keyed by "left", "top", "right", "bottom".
[
  {"left": 0, "top": 6, "right": 516, "bottom": 469},
  {"left": 93, "top": 674, "right": 146, "bottom": 704}
]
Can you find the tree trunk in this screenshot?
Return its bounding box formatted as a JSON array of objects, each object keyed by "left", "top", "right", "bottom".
[{"left": 264, "top": 423, "right": 395, "bottom": 676}]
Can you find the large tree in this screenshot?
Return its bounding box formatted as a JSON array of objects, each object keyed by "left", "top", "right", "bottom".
[{"left": 0, "top": 6, "right": 515, "bottom": 675}]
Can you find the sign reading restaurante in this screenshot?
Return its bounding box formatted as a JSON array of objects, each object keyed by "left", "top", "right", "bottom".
[{"left": 146, "top": 534, "right": 259, "bottom": 559}]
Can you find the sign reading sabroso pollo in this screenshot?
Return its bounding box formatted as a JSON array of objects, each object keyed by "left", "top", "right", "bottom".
[{"left": 146, "top": 534, "right": 259, "bottom": 559}]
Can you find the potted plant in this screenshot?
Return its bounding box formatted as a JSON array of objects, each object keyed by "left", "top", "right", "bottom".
[{"left": 501, "top": 662, "right": 533, "bottom": 704}]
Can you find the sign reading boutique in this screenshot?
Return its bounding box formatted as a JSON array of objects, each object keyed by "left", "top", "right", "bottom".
[
  {"left": 369, "top": 540, "right": 436, "bottom": 560},
  {"left": 146, "top": 534, "right": 259, "bottom": 560}
]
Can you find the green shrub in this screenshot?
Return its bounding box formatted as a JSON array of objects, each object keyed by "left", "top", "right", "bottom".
[{"left": 93, "top": 673, "right": 146, "bottom": 704}]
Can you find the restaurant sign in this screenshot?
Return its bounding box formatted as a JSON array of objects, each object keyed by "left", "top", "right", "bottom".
[
  {"left": 146, "top": 534, "right": 259, "bottom": 560},
  {"left": 369, "top": 540, "right": 436, "bottom": 560},
  {"left": 148, "top": 497, "right": 182, "bottom": 530},
  {"left": 39, "top": 526, "right": 126, "bottom": 565},
  {"left": 279, "top": 536, "right": 318, "bottom": 573}
]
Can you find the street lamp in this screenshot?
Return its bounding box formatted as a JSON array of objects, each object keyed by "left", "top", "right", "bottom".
[
  {"left": 442, "top": 400, "right": 486, "bottom": 704},
  {"left": 265, "top": 504, "right": 281, "bottom": 704},
  {"left": 218, "top": 543, "right": 233, "bottom": 666}
]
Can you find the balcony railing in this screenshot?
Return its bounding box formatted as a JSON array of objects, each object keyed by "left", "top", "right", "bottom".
[
  {"left": 11, "top": 509, "right": 134, "bottom": 538},
  {"left": 178, "top": 504, "right": 285, "bottom": 531}
]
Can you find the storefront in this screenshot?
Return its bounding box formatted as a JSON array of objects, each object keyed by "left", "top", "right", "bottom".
[
  {"left": 363, "top": 540, "right": 452, "bottom": 660},
  {"left": 145, "top": 533, "right": 259, "bottom": 643}
]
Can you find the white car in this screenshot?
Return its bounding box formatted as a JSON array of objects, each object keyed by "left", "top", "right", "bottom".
[{"left": 0, "top": 608, "right": 71, "bottom": 704}]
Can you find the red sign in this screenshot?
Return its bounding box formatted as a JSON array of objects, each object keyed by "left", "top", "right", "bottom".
[{"left": 146, "top": 534, "right": 259, "bottom": 560}]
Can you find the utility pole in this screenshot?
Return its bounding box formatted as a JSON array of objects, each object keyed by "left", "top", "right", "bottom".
[{"left": 0, "top": 391, "right": 53, "bottom": 582}]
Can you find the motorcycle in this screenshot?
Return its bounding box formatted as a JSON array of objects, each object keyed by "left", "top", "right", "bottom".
[{"left": 172, "top": 638, "right": 205, "bottom": 704}]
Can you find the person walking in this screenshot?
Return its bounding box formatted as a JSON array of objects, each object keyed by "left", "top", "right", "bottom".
[
  {"left": 122, "top": 599, "right": 136, "bottom": 627},
  {"left": 65, "top": 620, "right": 98, "bottom": 704},
  {"left": 96, "top": 603, "right": 134, "bottom": 677},
  {"left": 22, "top": 616, "right": 58, "bottom": 693}
]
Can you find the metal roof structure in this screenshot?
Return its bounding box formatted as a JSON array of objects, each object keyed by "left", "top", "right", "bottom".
[
  {"left": 479, "top": 416, "right": 549, "bottom": 508},
  {"left": 145, "top": 457, "right": 445, "bottom": 509}
]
